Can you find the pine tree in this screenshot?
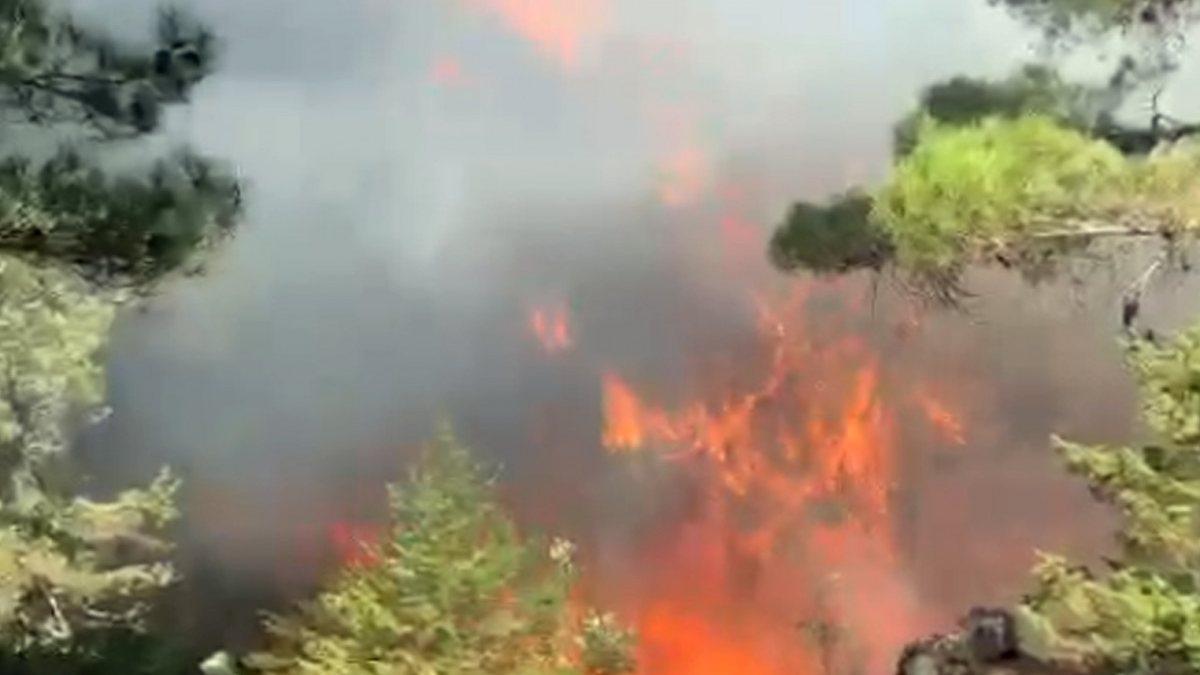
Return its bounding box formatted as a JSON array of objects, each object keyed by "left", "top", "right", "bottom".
[
  {"left": 243, "top": 425, "right": 635, "bottom": 675},
  {"left": 0, "top": 0, "right": 241, "bottom": 288},
  {"left": 0, "top": 1, "right": 241, "bottom": 668},
  {"left": 765, "top": 5, "right": 1200, "bottom": 671},
  {"left": 1015, "top": 329, "right": 1200, "bottom": 673}
]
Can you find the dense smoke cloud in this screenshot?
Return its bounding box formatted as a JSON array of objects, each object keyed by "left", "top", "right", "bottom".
[{"left": 63, "top": 0, "right": 1200, "bottom": 662}]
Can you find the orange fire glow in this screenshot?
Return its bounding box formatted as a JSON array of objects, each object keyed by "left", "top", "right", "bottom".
[
  {"left": 430, "top": 56, "right": 473, "bottom": 87},
  {"left": 647, "top": 103, "right": 712, "bottom": 208},
  {"left": 915, "top": 388, "right": 967, "bottom": 446},
  {"left": 463, "top": 0, "right": 609, "bottom": 70},
  {"left": 658, "top": 145, "right": 711, "bottom": 208},
  {"left": 529, "top": 302, "right": 575, "bottom": 355},
  {"left": 328, "top": 521, "right": 382, "bottom": 568},
  {"left": 597, "top": 285, "right": 944, "bottom": 674}
]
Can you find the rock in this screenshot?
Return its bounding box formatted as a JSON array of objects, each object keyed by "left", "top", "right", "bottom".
[{"left": 965, "top": 607, "right": 1018, "bottom": 662}]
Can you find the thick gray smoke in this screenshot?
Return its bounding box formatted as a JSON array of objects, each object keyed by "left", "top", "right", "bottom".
[{"left": 62, "top": 0, "right": 1200, "bottom": 657}]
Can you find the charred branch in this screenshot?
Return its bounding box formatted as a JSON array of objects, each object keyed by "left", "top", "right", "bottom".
[{"left": 1097, "top": 91, "right": 1200, "bottom": 155}]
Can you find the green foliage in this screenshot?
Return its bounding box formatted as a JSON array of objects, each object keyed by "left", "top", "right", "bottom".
[
  {"left": 0, "top": 627, "right": 195, "bottom": 675},
  {"left": 990, "top": 0, "right": 1197, "bottom": 38},
  {"left": 769, "top": 192, "right": 892, "bottom": 274},
  {"left": 0, "top": 254, "right": 112, "bottom": 481},
  {"left": 0, "top": 1, "right": 217, "bottom": 136},
  {"left": 0, "top": 2, "right": 242, "bottom": 665},
  {"left": 892, "top": 65, "right": 1104, "bottom": 158},
  {"left": 870, "top": 115, "right": 1200, "bottom": 289},
  {"left": 876, "top": 115, "right": 1126, "bottom": 275},
  {"left": 1018, "top": 326, "right": 1200, "bottom": 673},
  {"left": 772, "top": 115, "right": 1200, "bottom": 288},
  {"left": 0, "top": 148, "right": 241, "bottom": 286},
  {"left": 579, "top": 612, "right": 636, "bottom": 675},
  {"left": 246, "top": 425, "right": 635, "bottom": 675},
  {"left": 0, "top": 254, "right": 181, "bottom": 659},
  {"left": 0, "top": 1, "right": 243, "bottom": 288}
]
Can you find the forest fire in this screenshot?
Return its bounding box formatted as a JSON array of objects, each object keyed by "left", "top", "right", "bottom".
[
  {"left": 595, "top": 282, "right": 943, "bottom": 673},
  {"left": 462, "top": 0, "right": 609, "bottom": 69},
  {"left": 530, "top": 302, "right": 575, "bottom": 355},
  {"left": 915, "top": 388, "right": 968, "bottom": 447},
  {"left": 328, "top": 521, "right": 383, "bottom": 568}
]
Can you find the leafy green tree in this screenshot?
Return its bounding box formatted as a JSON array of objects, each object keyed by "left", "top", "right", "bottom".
[
  {"left": 0, "top": 0, "right": 242, "bottom": 669},
  {"left": 242, "top": 425, "right": 635, "bottom": 675},
  {"left": 889, "top": 61, "right": 1173, "bottom": 158},
  {"left": 768, "top": 192, "right": 891, "bottom": 275},
  {"left": 899, "top": 324, "right": 1200, "bottom": 674},
  {"left": 764, "top": 9, "right": 1200, "bottom": 672},
  {"left": 0, "top": 0, "right": 241, "bottom": 288},
  {"left": 774, "top": 113, "right": 1200, "bottom": 304},
  {"left": 854, "top": 55, "right": 1200, "bottom": 675},
  {"left": 0, "top": 254, "right": 183, "bottom": 667},
  {"left": 990, "top": 0, "right": 1197, "bottom": 39},
  {"left": 892, "top": 65, "right": 1098, "bottom": 157},
  {"left": 0, "top": 147, "right": 240, "bottom": 286},
  {"left": 876, "top": 115, "right": 1196, "bottom": 272},
  {"left": 1013, "top": 328, "right": 1200, "bottom": 673},
  {"left": 0, "top": 1, "right": 215, "bottom": 137}
]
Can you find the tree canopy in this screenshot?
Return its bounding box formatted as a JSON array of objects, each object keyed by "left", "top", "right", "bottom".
[
  {"left": 774, "top": 113, "right": 1200, "bottom": 305},
  {"left": 1012, "top": 328, "right": 1200, "bottom": 672},
  {"left": 0, "top": 1, "right": 242, "bottom": 670},
  {"left": 0, "top": 1, "right": 216, "bottom": 137},
  {"left": 878, "top": 115, "right": 1200, "bottom": 276},
  {"left": 0, "top": 253, "right": 184, "bottom": 669},
  {"left": 990, "top": 0, "right": 1199, "bottom": 39},
  {"left": 0, "top": 0, "right": 241, "bottom": 289},
  {"left": 242, "top": 425, "right": 635, "bottom": 675},
  {"left": 761, "top": 3, "right": 1200, "bottom": 673}
]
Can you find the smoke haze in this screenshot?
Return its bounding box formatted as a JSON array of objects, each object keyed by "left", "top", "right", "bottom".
[{"left": 60, "top": 0, "right": 1200, "bottom": 665}]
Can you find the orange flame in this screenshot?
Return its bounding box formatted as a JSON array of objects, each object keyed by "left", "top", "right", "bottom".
[
  {"left": 328, "top": 521, "right": 382, "bottom": 568},
  {"left": 529, "top": 302, "right": 575, "bottom": 355},
  {"left": 915, "top": 388, "right": 967, "bottom": 446},
  {"left": 598, "top": 285, "right": 937, "bottom": 673},
  {"left": 638, "top": 604, "right": 782, "bottom": 675},
  {"left": 601, "top": 374, "right": 646, "bottom": 451},
  {"left": 463, "top": 0, "right": 609, "bottom": 70}
]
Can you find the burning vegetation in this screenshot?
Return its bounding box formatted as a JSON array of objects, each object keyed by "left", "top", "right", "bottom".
[
  {"left": 5, "top": 0, "right": 1200, "bottom": 673},
  {"left": 591, "top": 284, "right": 964, "bottom": 674}
]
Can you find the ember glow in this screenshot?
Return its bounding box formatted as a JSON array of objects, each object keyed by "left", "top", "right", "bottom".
[
  {"left": 328, "top": 521, "right": 382, "bottom": 568},
  {"left": 529, "top": 302, "right": 575, "bottom": 355},
  {"left": 915, "top": 388, "right": 968, "bottom": 446},
  {"left": 462, "top": 0, "right": 609, "bottom": 69},
  {"left": 650, "top": 105, "right": 712, "bottom": 208},
  {"left": 657, "top": 145, "right": 711, "bottom": 208}
]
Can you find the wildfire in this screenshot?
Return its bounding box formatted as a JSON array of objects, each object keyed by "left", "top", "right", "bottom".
[
  {"left": 638, "top": 604, "right": 781, "bottom": 675},
  {"left": 598, "top": 285, "right": 938, "bottom": 674},
  {"left": 601, "top": 374, "right": 646, "bottom": 450},
  {"left": 650, "top": 105, "right": 712, "bottom": 208},
  {"left": 529, "top": 302, "right": 575, "bottom": 355},
  {"left": 328, "top": 521, "right": 382, "bottom": 568},
  {"left": 915, "top": 388, "right": 967, "bottom": 446},
  {"left": 658, "top": 145, "right": 711, "bottom": 208},
  {"left": 462, "top": 0, "right": 609, "bottom": 70}
]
